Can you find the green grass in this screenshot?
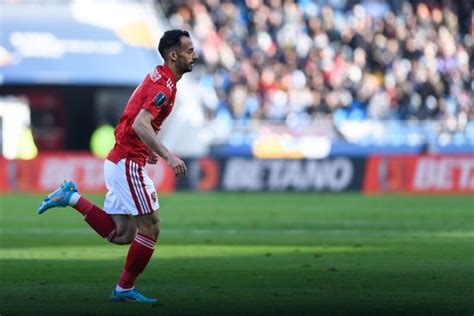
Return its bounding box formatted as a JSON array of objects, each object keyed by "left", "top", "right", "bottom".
[{"left": 0, "top": 193, "right": 473, "bottom": 315}]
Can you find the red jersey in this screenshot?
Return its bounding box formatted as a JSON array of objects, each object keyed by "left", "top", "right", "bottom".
[{"left": 107, "top": 64, "right": 177, "bottom": 167}]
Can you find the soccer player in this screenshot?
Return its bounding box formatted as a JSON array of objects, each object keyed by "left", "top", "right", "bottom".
[{"left": 37, "top": 29, "right": 198, "bottom": 303}]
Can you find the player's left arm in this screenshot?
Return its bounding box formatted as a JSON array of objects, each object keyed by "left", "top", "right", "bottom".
[{"left": 132, "top": 108, "right": 187, "bottom": 176}]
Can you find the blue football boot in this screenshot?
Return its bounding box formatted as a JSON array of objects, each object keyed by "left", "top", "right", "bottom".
[
  {"left": 37, "top": 180, "right": 78, "bottom": 214},
  {"left": 110, "top": 288, "right": 159, "bottom": 303}
]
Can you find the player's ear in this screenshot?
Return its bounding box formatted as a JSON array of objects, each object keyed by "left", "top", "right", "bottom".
[{"left": 169, "top": 50, "right": 178, "bottom": 62}]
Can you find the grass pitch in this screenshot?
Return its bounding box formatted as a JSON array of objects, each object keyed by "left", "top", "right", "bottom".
[{"left": 0, "top": 192, "right": 473, "bottom": 315}]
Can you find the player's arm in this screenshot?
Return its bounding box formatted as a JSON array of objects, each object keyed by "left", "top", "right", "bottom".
[{"left": 132, "top": 108, "right": 187, "bottom": 176}]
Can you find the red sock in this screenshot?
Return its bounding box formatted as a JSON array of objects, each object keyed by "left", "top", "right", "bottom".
[
  {"left": 74, "top": 197, "right": 116, "bottom": 241},
  {"left": 118, "top": 233, "right": 156, "bottom": 289}
]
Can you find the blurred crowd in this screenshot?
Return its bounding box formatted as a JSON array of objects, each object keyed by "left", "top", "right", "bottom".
[{"left": 162, "top": 0, "right": 472, "bottom": 129}]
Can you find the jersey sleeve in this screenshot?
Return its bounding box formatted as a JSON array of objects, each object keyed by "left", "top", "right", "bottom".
[{"left": 142, "top": 85, "right": 170, "bottom": 118}]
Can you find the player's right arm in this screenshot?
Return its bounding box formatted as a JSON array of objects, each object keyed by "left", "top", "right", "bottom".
[{"left": 132, "top": 108, "right": 187, "bottom": 176}]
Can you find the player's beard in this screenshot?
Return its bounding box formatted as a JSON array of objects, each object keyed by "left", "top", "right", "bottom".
[{"left": 178, "top": 59, "right": 194, "bottom": 74}]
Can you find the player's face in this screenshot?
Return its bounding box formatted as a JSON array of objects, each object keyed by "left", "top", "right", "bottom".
[{"left": 176, "top": 36, "right": 198, "bottom": 74}]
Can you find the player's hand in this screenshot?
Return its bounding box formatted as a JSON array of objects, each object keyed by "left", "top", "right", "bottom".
[
  {"left": 166, "top": 155, "right": 187, "bottom": 177},
  {"left": 147, "top": 153, "right": 159, "bottom": 165}
]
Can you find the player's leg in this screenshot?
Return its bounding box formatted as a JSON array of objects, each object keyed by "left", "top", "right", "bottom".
[
  {"left": 117, "top": 212, "right": 159, "bottom": 288},
  {"left": 111, "top": 212, "right": 159, "bottom": 303},
  {"left": 37, "top": 180, "right": 117, "bottom": 241},
  {"left": 110, "top": 159, "right": 160, "bottom": 302},
  {"left": 110, "top": 215, "right": 137, "bottom": 245},
  {"left": 69, "top": 158, "right": 141, "bottom": 243}
]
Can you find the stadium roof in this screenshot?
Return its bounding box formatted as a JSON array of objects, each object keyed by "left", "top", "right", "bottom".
[{"left": 0, "top": 1, "right": 162, "bottom": 86}]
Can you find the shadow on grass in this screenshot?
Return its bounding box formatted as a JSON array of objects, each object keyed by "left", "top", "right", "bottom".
[{"left": 0, "top": 251, "right": 472, "bottom": 316}]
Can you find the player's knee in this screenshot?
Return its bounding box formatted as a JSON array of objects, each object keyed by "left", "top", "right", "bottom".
[
  {"left": 140, "top": 220, "right": 160, "bottom": 241},
  {"left": 112, "top": 226, "right": 137, "bottom": 245},
  {"left": 136, "top": 211, "right": 160, "bottom": 240},
  {"left": 111, "top": 233, "right": 135, "bottom": 245},
  {"left": 141, "top": 223, "right": 159, "bottom": 240},
  {"left": 124, "top": 232, "right": 137, "bottom": 244}
]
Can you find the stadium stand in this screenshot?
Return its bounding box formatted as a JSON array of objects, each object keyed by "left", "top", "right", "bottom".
[{"left": 160, "top": 0, "right": 473, "bottom": 155}]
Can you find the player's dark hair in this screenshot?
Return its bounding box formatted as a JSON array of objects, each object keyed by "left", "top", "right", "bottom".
[{"left": 158, "top": 29, "right": 190, "bottom": 59}]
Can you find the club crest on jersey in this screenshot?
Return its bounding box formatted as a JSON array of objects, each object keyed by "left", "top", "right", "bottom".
[
  {"left": 151, "top": 192, "right": 157, "bottom": 203},
  {"left": 153, "top": 92, "right": 167, "bottom": 108}
]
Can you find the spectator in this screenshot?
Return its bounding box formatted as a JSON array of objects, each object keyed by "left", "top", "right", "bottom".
[{"left": 161, "top": 0, "right": 472, "bottom": 130}]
